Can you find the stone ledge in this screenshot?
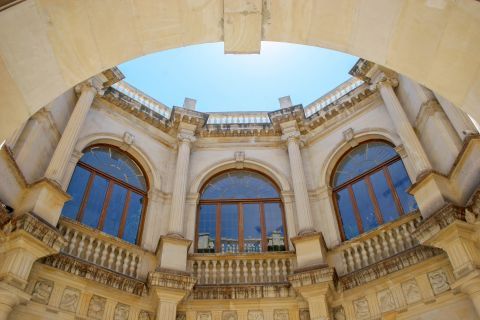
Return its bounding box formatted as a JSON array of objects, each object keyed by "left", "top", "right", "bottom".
[
  {"left": 42, "top": 254, "right": 147, "bottom": 296},
  {"left": 2, "top": 213, "right": 66, "bottom": 252},
  {"left": 338, "top": 245, "right": 444, "bottom": 291},
  {"left": 191, "top": 283, "right": 295, "bottom": 300}
]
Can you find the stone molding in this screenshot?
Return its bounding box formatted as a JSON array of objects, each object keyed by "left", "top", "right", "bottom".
[
  {"left": 42, "top": 254, "right": 147, "bottom": 296},
  {"left": 1, "top": 212, "right": 66, "bottom": 252},
  {"left": 288, "top": 266, "right": 337, "bottom": 288},
  {"left": 148, "top": 270, "right": 196, "bottom": 292},
  {"left": 338, "top": 245, "right": 444, "bottom": 291},
  {"left": 349, "top": 59, "right": 375, "bottom": 81},
  {"left": 412, "top": 203, "right": 466, "bottom": 244},
  {"left": 191, "top": 284, "right": 295, "bottom": 300}
]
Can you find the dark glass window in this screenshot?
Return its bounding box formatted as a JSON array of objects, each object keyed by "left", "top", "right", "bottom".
[
  {"left": 196, "top": 170, "right": 287, "bottom": 253},
  {"left": 333, "top": 141, "right": 417, "bottom": 240},
  {"left": 61, "top": 145, "right": 148, "bottom": 244}
]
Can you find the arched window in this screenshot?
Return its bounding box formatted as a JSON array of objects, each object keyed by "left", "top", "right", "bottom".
[
  {"left": 332, "top": 141, "right": 417, "bottom": 240},
  {"left": 61, "top": 145, "right": 148, "bottom": 244},
  {"left": 196, "top": 170, "right": 287, "bottom": 253}
]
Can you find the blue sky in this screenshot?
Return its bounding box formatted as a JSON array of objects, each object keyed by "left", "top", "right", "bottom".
[{"left": 119, "top": 42, "right": 358, "bottom": 112}]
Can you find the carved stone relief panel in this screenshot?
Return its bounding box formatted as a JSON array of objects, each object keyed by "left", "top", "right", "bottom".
[
  {"left": 87, "top": 295, "right": 107, "bottom": 320},
  {"left": 138, "top": 310, "right": 152, "bottom": 320},
  {"left": 274, "top": 309, "right": 289, "bottom": 320},
  {"left": 222, "top": 311, "right": 238, "bottom": 320},
  {"left": 177, "top": 312, "right": 187, "bottom": 320},
  {"left": 402, "top": 279, "right": 422, "bottom": 304},
  {"left": 114, "top": 303, "right": 130, "bottom": 320},
  {"left": 332, "top": 306, "right": 345, "bottom": 320},
  {"left": 353, "top": 297, "right": 370, "bottom": 320},
  {"left": 248, "top": 310, "right": 264, "bottom": 320},
  {"left": 377, "top": 289, "right": 396, "bottom": 313},
  {"left": 197, "top": 311, "right": 212, "bottom": 320},
  {"left": 428, "top": 269, "right": 450, "bottom": 295},
  {"left": 59, "top": 287, "right": 80, "bottom": 313},
  {"left": 31, "top": 278, "right": 54, "bottom": 304}
]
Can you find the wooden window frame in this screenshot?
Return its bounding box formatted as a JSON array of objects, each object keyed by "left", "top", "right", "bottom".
[
  {"left": 332, "top": 146, "right": 410, "bottom": 241},
  {"left": 194, "top": 169, "right": 288, "bottom": 253},
  {"left": 64, "top": 144, "right": 149, "bottom": 245}
]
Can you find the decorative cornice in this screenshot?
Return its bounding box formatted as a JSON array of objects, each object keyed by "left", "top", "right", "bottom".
[
  {"left": 349, "top": 59, "right": 375, "bottom": 82},
  {"left": 412, "top": 203, "right": 466, "bottom": 244},
  {"left": 338, "top": 245, "right": 444, "bottom": 291},
  {"left": 375, "top": 77, "right": 399, "bottom": 90},
  {"left": 42, "top": 254, "right": 147, "bottom": 296},
  {"left": 191, "top": 284, "right": 295, "bottom": 300},
  {"left": 268, "top": 105, "right": 306, "bottom": 132},
  {"left": 148, "top": 270, "right": 196, "bottom": 291},
  {"left": 2, "top": 213, "right": 66, "bottom": 252},
  {"left": 288, "top": 266, "right": 337, "bottom": 288},
  {"left": 414, "top": 99, "right": 444, "bottom": 131}
]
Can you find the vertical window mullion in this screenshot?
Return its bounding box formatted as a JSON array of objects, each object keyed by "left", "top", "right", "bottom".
[
  {"left": 215, "top": 203, "right": 221, "bottom": 253},
  {"left": 260, "top": 202, "right": 267, "bottom": 252},
  {"left": 97, "top": 180, "right": 115, "bottom": 230},
  {"left": 76, "top": 172, "right": 95, "bottom": 223},
  {"left": 238, "top": 202, "right": 244, "bottom": 252},
  {"left": 365, "top": 175, "right": 384, "bottom": 225},
  {"left": 118, "top": 190, "right": 131, "bottom": 238},
  {"left": 384, "top": 165, "right": 405, "bottom": 216},
  {"left": 347, "top": 185, "right": 364, "bottom": 233}
]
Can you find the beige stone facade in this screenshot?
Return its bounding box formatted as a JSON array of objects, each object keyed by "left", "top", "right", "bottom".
[{"left": 0, "top": 55, "right": 479, "bottom": 320}]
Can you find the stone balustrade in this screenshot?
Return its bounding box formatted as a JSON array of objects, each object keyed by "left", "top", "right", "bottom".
[
  {"left": 189, "top": 252, "right": 296, "bottom": 285},
  {"left": 206, "top": 112, "right": 271, "bottom": 124},
  {"left": 328, "top": 212, "right": 422, "bottom": 276},
  {"left": 58, "top": 218, "right": 156, "bottom": 280}
]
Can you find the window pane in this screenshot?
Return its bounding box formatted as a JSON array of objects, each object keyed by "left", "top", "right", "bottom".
[
  {"left": 62, "top": 166, "right": 91, "bottom": 220},
  {"left": 198, "top": 205, "right": 217, "bottom": 253},
  {"left": 370, "top": 171, "right": 400, "bottom": 223},
  {"left": 122, "top": 193, "right": 144, "bottom": 243},
  {"left": 352, "top": 180, "right": 379, "bottom": 232},
  {"left": 81, "top": 146, "right": 146, "bottom": 191},
  {"left": 221, "top": 204, "right": 239, "bottom": 253},
  {"left": 202, "top": 171, "right": 279, "bottom": 199},
  {"left": 336, "top": 189, "right": 359, "bottom": 239},
  {"left": 388, "top": 161, "right": 418, "bottom": 213},
  {"left": 264, "top": 203, "right": 285, "bottom": 252},
  {"left": 243, "top": 203, "right": 261, "bottom": 253},
  {"left": 102, "top": 184, "right": 128, "bottom": 237},
  {"left": 82, "top": 175, "right": 108, "bottom": 229},
  {"left": 334, "top": 142, "right": 397, "bottom": 186}
]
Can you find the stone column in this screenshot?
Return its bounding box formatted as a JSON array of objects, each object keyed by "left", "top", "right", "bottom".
[
  {"left": 44, "top": 83, "right": 97, "bottom": 184},
  {"left": 434, "top": 93, "right": 478, "bottom": 140},
  {"left": 167, "top": 130, "right": 196, "bottom": 237},
  {"left": 377, "top": 78, "right": 432, "bottom": 179},
  {"left": 281, "top": 127, "right": 315, "bottom": 235},
  {"left": 61, "top": 149, "right": 84, "bottom": 190}
]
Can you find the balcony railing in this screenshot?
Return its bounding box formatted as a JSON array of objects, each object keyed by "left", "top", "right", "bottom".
[
  {"left": 57, "top": 218, "right": 156, "bottom": 280},
  {"left": 189, "top": 252, "right": 296, "bottom": 285},
  {"left": 328, "top": 212, "right": 422, "bottom": 276}
]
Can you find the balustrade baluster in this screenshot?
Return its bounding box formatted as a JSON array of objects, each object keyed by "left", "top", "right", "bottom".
[
  {"left": 365, "top": 239, "right": 375, "bottom": 265},
  {"left": 379, "top": 233, "right": 390, "bottom": 258},
  {"left": 360, "top": 243, "right": 369, "bottom": 267},
  {"left": 100, "top": 243, "right": 109, "bottom": 267},
  {"left": 204, "top": 261, "right": 210, "bottom": 284},
  {"left": 353, "top": 246, "right": 362, "bottom": 270},
  {"left": 85, "top": 236, "right": 94, "bottom": 261},
  {"left": 115, "top": 248, "right": 124, "bottom": 272},
  {"left": 402, "top": 223, "right": 413, "bottom": 248},
  {"left": 219, "top": 260, "right": 225, "bottom": 284},
  {"left": 77, "top": 234, "right": 87, "bottom": 259},
  {"left": 228, "top": 260, "right": 233, "bottom": 284},
  {"left": 258, "top": 259, "right": 264, "bottom": 283},
  {"left": 129, "top": 254, "right": 138, "bottom": 277},
  {"left": 387, "top": 229, "right": 398, "bottom": 254},
  {"left": 346, "top": 247, "right": 355, "bottom": 273},
  {"left": 123, "top": 253, "right": 131, "bottom": 274},
  {"left": 235, "top": 260, "right": 241, "bottom": 283},
  {"left": 108, "top": 245, "right": 116, "bottom": 269},
  {"left": 68, "top": 231, "right": 79, "bottom": 255},
  {"left": 395, "top": 226, "right": 406, "bottom": 251},
  {"left": 273, "top": 259, "right": 280, "bottom": 282},
  {"left": 266, "top": 259, "right": 273, "bottom": 282},
  {"left": 372, "top": 236, "right": 382, "bottom": 261}
]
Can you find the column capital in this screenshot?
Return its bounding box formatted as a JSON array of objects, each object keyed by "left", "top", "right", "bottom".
[
  {"left": 281, "top": 129, "right": 301, "bottom": 143},
  {"left": 375, "top": 76, "right": 399, "bottom": 90},
  {"left": 177, "top": 132, "right": 196, "bottom": 144}
]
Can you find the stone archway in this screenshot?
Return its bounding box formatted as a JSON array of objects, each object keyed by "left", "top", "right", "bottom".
[{"left": 1, "top": 0, "right": 479, "bottom": 140}]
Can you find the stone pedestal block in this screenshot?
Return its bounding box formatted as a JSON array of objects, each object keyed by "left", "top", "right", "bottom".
[
  {"left": 291, "top": 232, "right": 327, "bottom": 270},
  {"left": 156, "top": 236, "right": 192, "bottom": 273}
]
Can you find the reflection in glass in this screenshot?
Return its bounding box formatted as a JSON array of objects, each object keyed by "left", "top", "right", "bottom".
[
  {"left": 336, "top": 189, "right": 359, "bottom": 239},
  {"left": 123, "top": 193, "right": 143, "bottom": 243},
  {"left": 63, "top": 167, "right": 90, "bottom": 220},
  {"left": 82, "top": 175, "right": 108, "bottom": 229},
  {"left": 198, "top": 205, "right": 217, "bottom": 253},
  {"left": 102, "top": 185, "right": 128, "bottom": 236},
  {"left": 370, "top": 171, "right": 399, "bottom": 222},
  {"left": 221, "top": 204, "right": 239, "bottom": 253},
  {"left": 264, "top": 203, "right": 285, "bottom": 251},
  {"left": 388, "top": 161, "right": 418, "bottom": 213},
  {"left": 352, "top": 180, "right": 379, "bottom": 232},
  {"left": 243, "top": 204, "right": 261, "bottom": 252}
]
